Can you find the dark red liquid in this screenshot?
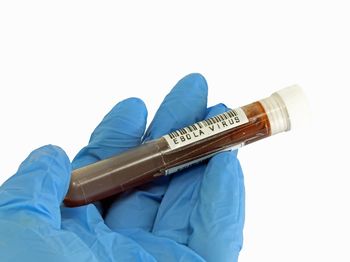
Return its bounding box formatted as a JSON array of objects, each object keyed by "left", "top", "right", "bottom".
[{"left": 64, "top": 101, "right": 270, "bottom": 207}]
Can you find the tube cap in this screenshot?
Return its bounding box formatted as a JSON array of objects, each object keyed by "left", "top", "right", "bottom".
[{"left": 274, "top": 85, "right": 311, "bottom": 131}]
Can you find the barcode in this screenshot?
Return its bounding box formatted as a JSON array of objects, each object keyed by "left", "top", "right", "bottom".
[{"left": 168, "top": 109, "right": 240, "bottom": 139}]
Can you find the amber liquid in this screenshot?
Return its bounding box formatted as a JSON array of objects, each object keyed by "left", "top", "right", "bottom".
[{"left": 64, "top": 101, "right": 270, "bottom": 207}]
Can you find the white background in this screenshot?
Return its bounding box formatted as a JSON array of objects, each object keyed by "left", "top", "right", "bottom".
[{"left": 0, "top": 1, "right": 349, "bottom": 261}]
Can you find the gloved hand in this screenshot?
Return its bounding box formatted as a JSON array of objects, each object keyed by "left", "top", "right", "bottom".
[{"left": 0, "top": 73, "right": 245, "bottom": 262}]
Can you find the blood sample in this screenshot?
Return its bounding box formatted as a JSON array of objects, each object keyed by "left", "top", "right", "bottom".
[{"left": 64, "top": 85, "right": 309, "bottom": 207}]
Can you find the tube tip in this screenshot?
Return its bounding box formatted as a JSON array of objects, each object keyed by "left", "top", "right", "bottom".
[{"left": 63, "top": 180, "right": 87, "bottom": 207}]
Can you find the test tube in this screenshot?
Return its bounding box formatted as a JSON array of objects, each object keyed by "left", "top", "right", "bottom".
[{"left": 64, "top": 85, "right": 309, "bottom": 207}]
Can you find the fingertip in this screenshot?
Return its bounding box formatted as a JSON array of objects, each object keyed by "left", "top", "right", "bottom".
[
  {"left": 144, "top": 73, "right": 208, "bottom": 140},
  {"left": 171, "top": 73, "right": 208, "bottom": 97},
  {"left": 205, "top": 103, "right": 228, "bottom": 118},
  {"left": 109, "top": 97, "right": 148, "bottom": 122},
  {"left": 90, "top": 96, "right": 148, "bottom": 147},
  {"left": 47, "top": 144, "right": 71, "bottom": 165},
  {"left": 183, "top": 73, "right": 208, "bottom": 90},
  {"left": 22, "top": 144, "right": 70, "bottom": 171},
  {"left": 24, "top": 145, "right": 72, "bottom": 200},
  {"left": 0, "top": 144, "right": 72, "bottom": 226},
  {"left": 73, "top": 97, "right": 149, "bottom": 169},
  {"left": 117, "top": 97, "right": 147, "bottom": 112}
]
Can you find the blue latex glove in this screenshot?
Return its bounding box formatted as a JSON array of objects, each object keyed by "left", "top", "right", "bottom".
[{"left": 0, "top": 74, "right": 245, "bottom": 262}]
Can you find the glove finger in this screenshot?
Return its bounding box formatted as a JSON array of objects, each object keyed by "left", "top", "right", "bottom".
[
  {"left": 72, "top": 97, "right": 147, "bottom": 169},
  {"left": 188, "top": 152, "right": 245, "bottom": 262},
  {"left": 0, "top": 145, "right": 71, "bottom": 229},
  {"left": 105, "top": 73, "right": 208, "bottom": 232},
  {"left": 143, "top": 73, "right": 208, "bottom": 141},
  {"left": 151, "top": 104, "right": 227, "bottom": 244},
  {"left": 115, "top": 228, "right": 205, "bottom": 262},
  {"left": 61, "top": 205, "right": 156, "bottom": 261}
]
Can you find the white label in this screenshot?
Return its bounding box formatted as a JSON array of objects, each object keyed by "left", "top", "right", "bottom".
[
  {"left": 163, "top": 108, "right": 249, "bottom": 150},
  {"left": 164, "top": 143, "right": 244, "bottom": 175}
]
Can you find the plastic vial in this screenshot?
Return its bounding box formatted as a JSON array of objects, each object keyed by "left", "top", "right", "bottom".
[{"left": 64, "top": 85, "right": 309, "bottom": 207}]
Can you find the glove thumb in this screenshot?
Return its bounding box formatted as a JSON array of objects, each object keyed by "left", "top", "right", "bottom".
[{"left": 0, "top": 145, "right": 71, "bottom": 228}]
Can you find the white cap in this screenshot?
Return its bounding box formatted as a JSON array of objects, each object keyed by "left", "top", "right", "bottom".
[{"left": 273, "top": 85, "right": 311, "bottom": 131}]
